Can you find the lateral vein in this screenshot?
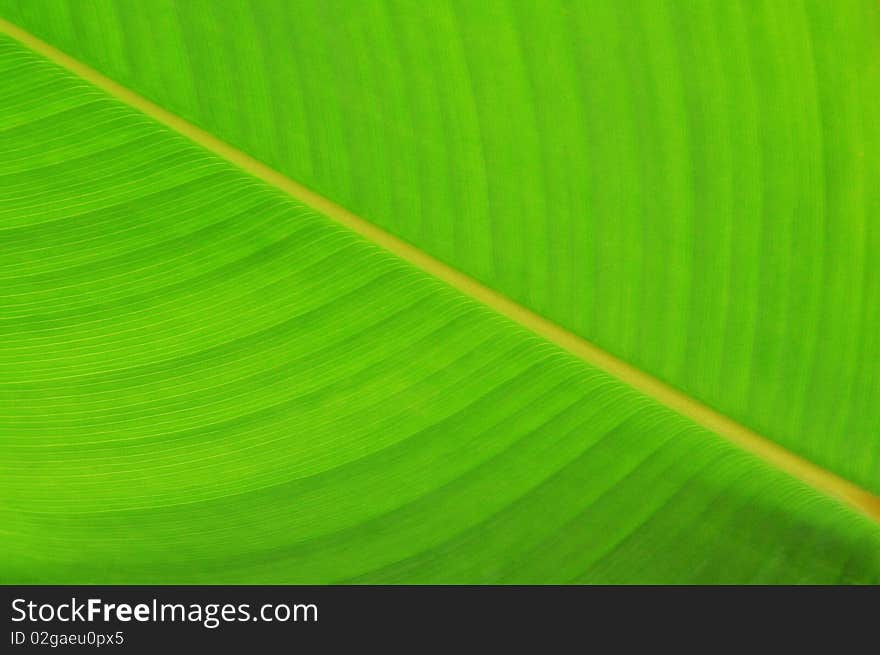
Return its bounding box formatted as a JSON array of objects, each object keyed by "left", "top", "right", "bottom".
[{"left": 3, "top": 16, "right": 879, "bottom": 524}]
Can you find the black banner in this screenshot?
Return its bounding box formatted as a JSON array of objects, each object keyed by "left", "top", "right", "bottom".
[{"left": 1, "top": 585, "right": 874, "bottom": 652}]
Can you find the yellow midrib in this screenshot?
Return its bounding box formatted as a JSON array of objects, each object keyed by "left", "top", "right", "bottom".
[{"left": 3, "top": 16, "right": 879, "bottom": 524}]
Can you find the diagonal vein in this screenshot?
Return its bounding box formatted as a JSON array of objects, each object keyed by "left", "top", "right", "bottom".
[{"left": 2, "top": 16, "right": 879, "bottom": 525}]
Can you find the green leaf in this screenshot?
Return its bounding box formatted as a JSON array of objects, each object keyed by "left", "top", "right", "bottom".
[{"left": 1, "top": 2, "right": 879, "bottom": 584}]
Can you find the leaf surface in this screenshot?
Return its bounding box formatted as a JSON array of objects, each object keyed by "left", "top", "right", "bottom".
[
  {"left": 0, "top": 3, "right": 879, "bottom": 584},
  {"left": 2, "top": 0, "right": 877, "bottom": 493}
]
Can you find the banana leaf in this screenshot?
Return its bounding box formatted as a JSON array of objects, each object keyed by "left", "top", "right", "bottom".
[{"left": 1, "top": 1, "right": 879, "bottom": 583}]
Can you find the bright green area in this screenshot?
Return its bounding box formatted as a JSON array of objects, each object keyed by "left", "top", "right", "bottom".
[
  {"left": 2, "top": 37, "right": 880, "bottom": 583},
  {"left": 1, "top": 0, "right": 877, "bottom": 494}
]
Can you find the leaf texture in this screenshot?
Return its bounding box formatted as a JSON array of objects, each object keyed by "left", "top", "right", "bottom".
[
  {"left": 3, "top": 0, "right": 876, "bottom": 494},
  {"left": 1, "top": 2, "right": 880, "bottom": 585}
]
